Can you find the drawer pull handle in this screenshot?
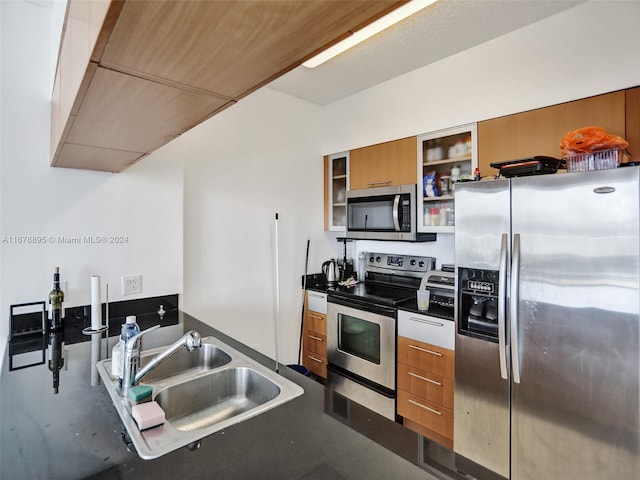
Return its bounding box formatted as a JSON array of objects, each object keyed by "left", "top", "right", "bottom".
[
  {"left": 309, "top": 314, "right": 324, "bottom": 321},
  {"left": 308, "top": 293, "right": 326, "bottom": 299},
  {"left": 408, "top": 371, "right": 441, "bottom": 386},
  {"left": 307, "top": 355, "right": 323, "bottom": 364},
  {"left": 410, "top": 317, "right": 444, "bottom": 327},
  {"left": 409, "top": 344, "right": 442, "bottom": 357},
  {"left": 409, "top": 399, "right": 442, "bottom": 416},
  {"left": 308, "top": 335, "right": 324, "bottom": 342},
  {"left": 367, "top": 180, "right": 391, "bottom": 187}
]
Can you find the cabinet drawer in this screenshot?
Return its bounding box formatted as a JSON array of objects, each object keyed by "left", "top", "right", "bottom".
[
  {"left": 305, "top": 311, "right": 326, "bottom": 334},
  {"left": 303, "top": 352, "right": 327, "bottom": 378},
  {"left": 397, "top": 389, "right": 453, "bottom": 440},
  {"left": 397, "top": 310, "right": 454, "bottom": 350},
  {"left": 398, "top": 336, "right": 454, "bottom": 379},
  {"left": 397, "top": 363, "right": 453, "bottom": 409},
  {"left": 307, "top": 291, "right": 327, "bottom": 314},
  {"left": 305, "top": 330, "right": 327, "bottom": 356}
]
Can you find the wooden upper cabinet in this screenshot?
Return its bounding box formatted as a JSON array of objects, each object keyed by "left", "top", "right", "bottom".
[
  {"left": 349, "top": 136, "right": 417, "bottom": 190},
  {"left": 626, "top": 87, "right": 640, "bottom": 163},
  {"left": 51, "top": 0, "right": 407, "bottom": 173},
  {"left": 477, "top": 91, "right": 626, "bottom": 176}
]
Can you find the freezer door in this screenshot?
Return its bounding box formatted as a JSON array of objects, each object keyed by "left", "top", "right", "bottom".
[
  {"left": 454, "top": 179, "right": 511, "bottom": 480},
  {"left": 510, "top": 168, "right": 640, "bottom": 480}
]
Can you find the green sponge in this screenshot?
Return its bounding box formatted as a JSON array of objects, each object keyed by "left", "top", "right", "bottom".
[{"left": 128, "top": 385, "right": 152, "bottom": 404}]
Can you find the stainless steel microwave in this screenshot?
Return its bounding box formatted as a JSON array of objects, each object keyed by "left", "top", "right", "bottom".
[{"left": 345, "top": 184, "right": 435, "bottom": 241}]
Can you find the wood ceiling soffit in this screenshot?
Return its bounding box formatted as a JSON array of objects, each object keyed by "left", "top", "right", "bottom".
[
  {"left": 53, "top": 0, "right": 405, "bottom": 172},
  {"left": 67, "top": 68, "right": 231, "bottom": 153},
  {"left": 99, "top": 0, "right": 406, "bottom": 100},
  {"left": 57, "top": 143, "right": 142, "bottom": 173}
]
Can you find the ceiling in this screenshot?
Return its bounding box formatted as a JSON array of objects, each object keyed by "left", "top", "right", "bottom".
[{"left": 267, "top": 0, "right": 585, "bottom": 105}]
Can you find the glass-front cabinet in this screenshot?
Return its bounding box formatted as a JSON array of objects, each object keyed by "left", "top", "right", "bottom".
[
  {"left": 325, "top": 151, "right": 349, "bottom": 231},
  {"left": 417, "top": 124, "right": 478, "bottom": 233}
]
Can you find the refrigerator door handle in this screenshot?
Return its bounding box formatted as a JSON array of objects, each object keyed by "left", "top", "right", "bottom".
[
  {"left": 510, "top": 233, "right": 522, "bottom": 384},
  {"left": 498, "top": 233, "right": 509, "bottom": 380}
]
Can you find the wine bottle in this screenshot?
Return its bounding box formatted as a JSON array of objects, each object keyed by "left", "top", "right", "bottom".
[
  {"left": 48, "top": 267, "right": 65, "bottom": 332},
  {"left": 48, "top": 331, "right": 65, "bottom": 394}
]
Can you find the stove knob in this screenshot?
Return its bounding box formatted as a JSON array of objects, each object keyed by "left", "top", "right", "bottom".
[
  {"left": 376, "top": 256, "right": 382, "bottom": 263},
  {"left": 369, "top": 256, "right": 375, "bottom": 263},
  {"left": 418, "top": 261, "right": 425, "bottom": 268},
  {"left": 410, "top": 259, "right": 416, "bottom": 266}
]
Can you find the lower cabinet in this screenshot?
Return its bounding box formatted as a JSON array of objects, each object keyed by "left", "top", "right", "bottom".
[
  {"left": 302, "top": 291, "right": 327, "bottom": 379},
  {"left": 397, "top": 311, "right": 455, "bottom": 449}
]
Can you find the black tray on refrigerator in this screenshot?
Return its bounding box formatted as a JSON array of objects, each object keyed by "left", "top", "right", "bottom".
[{"left": 490, "top": 156, "right": 565, "bottom": 177}]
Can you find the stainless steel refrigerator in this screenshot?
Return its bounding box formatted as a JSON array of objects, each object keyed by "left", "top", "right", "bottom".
[{"left": 453, "top": 166, "right": 639, "bottom": 480}]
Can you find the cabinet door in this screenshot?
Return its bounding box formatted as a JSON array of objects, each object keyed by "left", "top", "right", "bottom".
[
  {"left": 417, "top": 124, "right": 477, "bottom": 233},
  {"left": 301, "top": 290, "right": 328, "bottom": 379},
  {"left": 324, "top": 153, "right": 349, "bottom": 231},
  {"left": 398, "top": 390, "right": 453, "bottom": 442},
  {"left": 397, "top": 336, "right": 454, "bottom": 379},
  {"left": 349, "top": 137, "right": 417, "bottom": 190},
  {"left": 397, "top": 362, "right": 454, "bottom": 409},
  {"left": 478, "top": 90, "right": 626, "bottom": 176},
  {"left": 626, "top": 87, "right": 640, "bottom": 163}
]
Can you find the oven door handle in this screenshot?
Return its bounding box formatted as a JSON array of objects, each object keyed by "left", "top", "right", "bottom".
[{"left": 327, "top": 294, "right": 396, "bottom": 318}]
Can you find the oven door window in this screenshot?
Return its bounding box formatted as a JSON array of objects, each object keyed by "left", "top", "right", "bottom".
[{"left": 338, "top": 313, "right": 381, "bottom": 364}]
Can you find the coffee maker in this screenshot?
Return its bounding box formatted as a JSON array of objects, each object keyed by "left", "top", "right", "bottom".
[{"left": 336, "top": 238, "right": 354, "bottom": 281}]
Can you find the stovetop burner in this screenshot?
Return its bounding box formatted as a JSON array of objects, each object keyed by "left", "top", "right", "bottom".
[
  {"left": 327, "top": 252, "right": 436, "bottom": 307},
  {"left": 328, "top": 282, "right": 416, "bottom": 307}
]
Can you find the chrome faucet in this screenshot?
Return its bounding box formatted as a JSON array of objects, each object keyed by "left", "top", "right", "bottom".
[{"left": 120, "top": 326, "right": 202, "bottom": 397}]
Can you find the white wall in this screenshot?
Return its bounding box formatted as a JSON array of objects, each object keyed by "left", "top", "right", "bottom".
[
  {"left": 181, "top": 87, "right": 337, "bottom": 363},
  {"left": 321, "top": 0, "right": 640, "bottom": 154},
  {"left": 0, "top": 0, "right": 183, "bottom": 360}
]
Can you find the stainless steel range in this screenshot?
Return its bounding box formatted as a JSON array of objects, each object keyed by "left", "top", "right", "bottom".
[{"left": 327, "top": 252, "right": 435, "bottom": 420}]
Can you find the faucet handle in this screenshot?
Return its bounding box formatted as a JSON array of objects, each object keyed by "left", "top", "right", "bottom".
[
  {"left": 183, "top": 330, "right": 202, "bottom": 351},
  {"left": 124, "top": 324, "right": 161, "bottom": 352}
]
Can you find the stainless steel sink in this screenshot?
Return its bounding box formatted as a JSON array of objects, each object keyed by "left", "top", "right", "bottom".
[
  {"left": 139, "top": 341, "right": 231, "bottom": 384},
  {"left": 156, "top": 367, "right": 281, "bottom": 432},
  {"left": 96, "top": 335, "right": 303, "bottom": 459}
]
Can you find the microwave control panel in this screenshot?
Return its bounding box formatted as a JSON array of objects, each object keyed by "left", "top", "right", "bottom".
[{"left": 400, "top": 198, "right": 411, "bottom": 231}]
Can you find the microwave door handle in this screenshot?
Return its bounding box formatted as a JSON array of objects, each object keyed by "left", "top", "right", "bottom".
[
  {"left": 498, "top": 233, "right": 509, "bottom": 380},
  {"left": 392, "top": 195, "right": 401, "bottom": 231}
]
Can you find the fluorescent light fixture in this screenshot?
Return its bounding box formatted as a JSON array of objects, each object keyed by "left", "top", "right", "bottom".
[{"left": 302, "top": 0, "right": 438, "bottom": 68}]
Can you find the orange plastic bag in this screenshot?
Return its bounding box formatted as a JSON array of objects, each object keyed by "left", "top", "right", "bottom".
[{"left": 560, "top": 126, "right": 628, "bottom": 156}]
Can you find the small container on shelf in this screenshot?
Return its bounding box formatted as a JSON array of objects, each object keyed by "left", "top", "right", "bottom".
[
  {"left": 429, "top": 207, "right": 440, "bottom": 226},
  {"left": 450, "top": 165, "right": 461, "bottom": 183},
  {"left": 439, "top": 176, "right": 451, "bottom": 196},
  {"left": 565, "top": 148, "right": 625, "bottom": 172}
]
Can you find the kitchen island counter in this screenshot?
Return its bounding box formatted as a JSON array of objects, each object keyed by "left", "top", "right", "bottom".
[{"left": 1, "top": 312, "right": 434, "bottom": 480}]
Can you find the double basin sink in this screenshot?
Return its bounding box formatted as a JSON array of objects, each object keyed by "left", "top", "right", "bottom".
[{"left": 96, "top": 335, "right": 304, "bottom": 459}]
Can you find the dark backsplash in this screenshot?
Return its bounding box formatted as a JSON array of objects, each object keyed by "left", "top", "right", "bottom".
[{"left": 10, "top": 294, "right": 179, "bottom": 346}]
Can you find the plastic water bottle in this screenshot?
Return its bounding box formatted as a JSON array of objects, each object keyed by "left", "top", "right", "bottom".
[
  {"left": 117, "top": 316, "right": 140, "bottom": 386},
  {"left": 121, "top": 315, "right": 140, "bottom": 343}
]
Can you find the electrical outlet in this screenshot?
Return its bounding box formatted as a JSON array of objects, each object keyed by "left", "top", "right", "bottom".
[{"left": 122, "top": 274, "right": 142, "bottom": 295}]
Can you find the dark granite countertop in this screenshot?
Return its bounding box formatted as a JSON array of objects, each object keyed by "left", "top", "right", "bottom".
[
  {"left": 396, "top": 299, "right": 455, "bottom": 322},
  {"left": 1, "top": 312, "right": 435, "bottom": 480}
]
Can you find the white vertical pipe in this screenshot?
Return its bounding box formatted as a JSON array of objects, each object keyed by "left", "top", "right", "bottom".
[
  {"left": 91, "top": 276, "right": 101, "bottom": 329},
  {"left": 273, "top": 213, "right": 281, "bottom": 372},
  {"left": 90, "top": 275, "right": 101, "bottom": 386},
  {"left": 105, "top": 283, "right": 110, "bottom": 358}
]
